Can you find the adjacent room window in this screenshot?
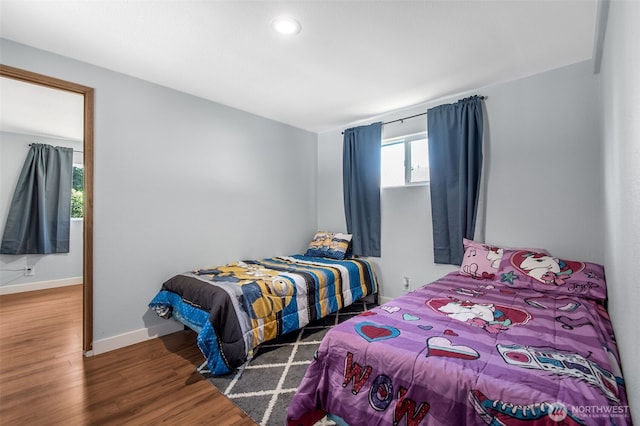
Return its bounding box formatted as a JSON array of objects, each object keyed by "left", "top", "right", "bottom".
[
  {"left": 71, "top": 165, "right": 84, "bottom": 219},
  {"left": 381, "top": 132, "right": 429, "bottom": 187}
]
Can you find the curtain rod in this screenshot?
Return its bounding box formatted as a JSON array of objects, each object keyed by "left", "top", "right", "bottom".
[
  {"left": 342, "top": 95, "right": 486, "bottom": 134},
  {"left": 28, "top": 142, "right": 83, "bottom": 153},
  {"left": 382, "top": 112, "right": 427, "bottom": 127}
]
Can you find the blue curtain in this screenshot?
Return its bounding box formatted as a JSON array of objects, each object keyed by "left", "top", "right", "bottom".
[
  {"left": 343, "top": 122, "right": 382, "bottom": 257},
  {"left": 427, "top": 96, "right": 484, "bottom": 265},
  {"left": 1, "top": 144, "right": 74, "bottom": 255}
]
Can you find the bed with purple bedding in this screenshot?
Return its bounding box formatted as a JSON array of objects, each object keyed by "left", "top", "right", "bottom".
[{"left": 288, "top": 246, "right": 631, "bottom": 426}]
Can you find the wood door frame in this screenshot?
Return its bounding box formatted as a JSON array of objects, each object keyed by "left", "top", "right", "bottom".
[{"left": 0, "top": 64, "right": 94, "bottom": 353}]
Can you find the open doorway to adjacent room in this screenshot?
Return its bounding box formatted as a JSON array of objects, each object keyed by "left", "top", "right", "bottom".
[{"left": 0, "top": 65, "right": 94, "bottom": 353}]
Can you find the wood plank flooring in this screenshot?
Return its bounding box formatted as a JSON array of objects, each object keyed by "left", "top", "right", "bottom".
[{"left": 0, "top": 285, "right": 256, "bottom": 425}]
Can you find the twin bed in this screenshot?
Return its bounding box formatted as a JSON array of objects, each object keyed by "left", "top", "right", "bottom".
[
  {"left": 149, "top": 236, "right": 631, "bottom": 425},
  {"left": 287, "top": 240, "right": 631, "bottom": 425},
  {"left": 149, "top": 232, "right": 378, "bottom": 375}
]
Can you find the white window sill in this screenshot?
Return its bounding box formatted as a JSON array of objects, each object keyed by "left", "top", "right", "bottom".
[{"left": 382, "top": 182, "right": 430, "bottom": 190}]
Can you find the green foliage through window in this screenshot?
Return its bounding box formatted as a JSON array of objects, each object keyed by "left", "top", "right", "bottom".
[{"left": 71, "top": 166, "right": 84, "bottom": 218}]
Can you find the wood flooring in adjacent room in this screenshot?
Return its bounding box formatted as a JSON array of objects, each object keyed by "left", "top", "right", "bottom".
[{"left": 0, "top": 285, "right": 256, "bottom": 425}]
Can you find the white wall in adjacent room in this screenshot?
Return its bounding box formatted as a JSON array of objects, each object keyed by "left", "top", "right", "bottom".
[{"left": 0, "top": 132, "right": 83, "bottom": 292}]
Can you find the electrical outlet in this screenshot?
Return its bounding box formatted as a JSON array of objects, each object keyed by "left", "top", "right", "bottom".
[
  {"left": 402, "top": 276, "right": 410, "bottom": 291},
  {"left": 24, "top": 266, "right": 35, "bottom": 276}
]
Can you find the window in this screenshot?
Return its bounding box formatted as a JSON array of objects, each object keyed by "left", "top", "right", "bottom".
[
  {"left": 71, "top": 165, "right": 84, "bottom": 218},
  {"left": 381, "top": 132, "right": 429, "bottom": 187}
]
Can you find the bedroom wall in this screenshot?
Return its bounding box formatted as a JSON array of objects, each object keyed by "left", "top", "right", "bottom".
[
  {"left": 0, "top": 131, "right": 83, "bottom": 292},
  {"left": 601, "top": 0, "right": 640, "bottom": 420},
  {"left": 317, "top": 60, "right": 602, "bottom": 301},
  {"left": 0, "top": 39, "right": 318, "bottom": 352}
]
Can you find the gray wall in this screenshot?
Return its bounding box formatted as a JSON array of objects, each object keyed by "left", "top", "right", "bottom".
[
  {"left": 601, "top": 1, "right": 640, "bottom": 420},
  {"left": 0, "top": 39, "right": 318, "bottom": 347},
  {"left": 0, "top": 131, "right": 83, "bottom": 289},
  {"left": 482, "top": 61, "right": 603, "bottom": 260},
  {"left": 318, "top": 60, "right": 603, "bottom": 300}
]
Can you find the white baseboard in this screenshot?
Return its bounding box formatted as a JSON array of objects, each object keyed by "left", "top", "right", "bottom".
[
  {"left": 379, "top": 295, "right": 394, "bottom": 304},
  {"left": 0, "top": 277, "right": 82, "bottom": 295},
  {"left": 89, "top": 320, "right": 184, "bottom": 356}
]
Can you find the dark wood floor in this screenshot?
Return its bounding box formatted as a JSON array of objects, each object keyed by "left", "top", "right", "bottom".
[{"left": 0, "top": 285, "right": 256, "bottom": 425}]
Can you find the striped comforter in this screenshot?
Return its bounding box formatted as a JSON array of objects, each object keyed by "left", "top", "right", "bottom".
[{"left": 149, "top": 255, "right": 378, "bottom": 375}]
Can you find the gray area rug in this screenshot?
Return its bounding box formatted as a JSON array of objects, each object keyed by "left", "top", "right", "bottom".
[{"left": 208, "top": 299, "right": 377, "bottom": 426}]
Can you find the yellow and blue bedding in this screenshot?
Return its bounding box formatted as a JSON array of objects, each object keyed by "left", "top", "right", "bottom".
[{"left": 149, "top": 254, "right": 378, "bottom": 375}]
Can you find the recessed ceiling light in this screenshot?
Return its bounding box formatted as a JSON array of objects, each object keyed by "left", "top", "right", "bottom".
[{"left": 271, "top": 17, "right": 302, "bottom": 35}]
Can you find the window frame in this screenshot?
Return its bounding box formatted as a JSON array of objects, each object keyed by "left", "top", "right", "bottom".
[{"left": 381, "top": 131, "right": 429, "bottom": 188}]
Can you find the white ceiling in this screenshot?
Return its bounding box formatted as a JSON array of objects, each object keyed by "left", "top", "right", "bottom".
[
  {"left": 0, "top": 76, "right": 84, "bottom": 141},
  {"left": 0, "top": 1, "right": 598, "bottom": 134}
]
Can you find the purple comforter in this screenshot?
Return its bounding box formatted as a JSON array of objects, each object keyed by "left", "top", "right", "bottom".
[{"left": 287, "top": 272, "right": 631, "bottom": 425}]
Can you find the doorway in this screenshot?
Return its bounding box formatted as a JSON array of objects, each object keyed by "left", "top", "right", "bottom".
[{"left": 0, "top": 64, "right": 94, "bottom": 353}]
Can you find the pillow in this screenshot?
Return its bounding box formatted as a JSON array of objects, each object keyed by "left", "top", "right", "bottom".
[
  {"left": 459, "top": 239, "right": 550, "bottom": 281},
  {"left": 459, "top": 239, "right": 504, "bottom": 280},
  {"left": 305, "top": 231, "right": 334, "bottom": 257},
  {"left": 304, "top": 231, "right": 352, "bottom": 260},
  {"left": 326, "top": 233, "right": 352, "bottom": 260},
  {"left": 496, "top": 250, "right": 607, "bottom": 300}
]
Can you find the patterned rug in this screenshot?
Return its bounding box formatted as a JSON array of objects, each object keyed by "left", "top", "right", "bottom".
[{"left": 208, "top": 299, "right": 377, "bottom": 426}]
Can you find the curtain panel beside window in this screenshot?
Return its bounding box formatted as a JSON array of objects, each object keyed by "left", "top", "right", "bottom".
[
  {"left": 343, "top": 122, "right": 382, "bottom": 257},
  {"left": 1, "top": 144, "right": 74, "bottom": 255},
  {"left": 427, "top": 96, "right": 484, "bottom": 265}
]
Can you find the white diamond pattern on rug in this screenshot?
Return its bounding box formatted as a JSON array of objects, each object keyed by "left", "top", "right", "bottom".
[{"left": 207, "top": 299, "right": 376, "bottom": 426}]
